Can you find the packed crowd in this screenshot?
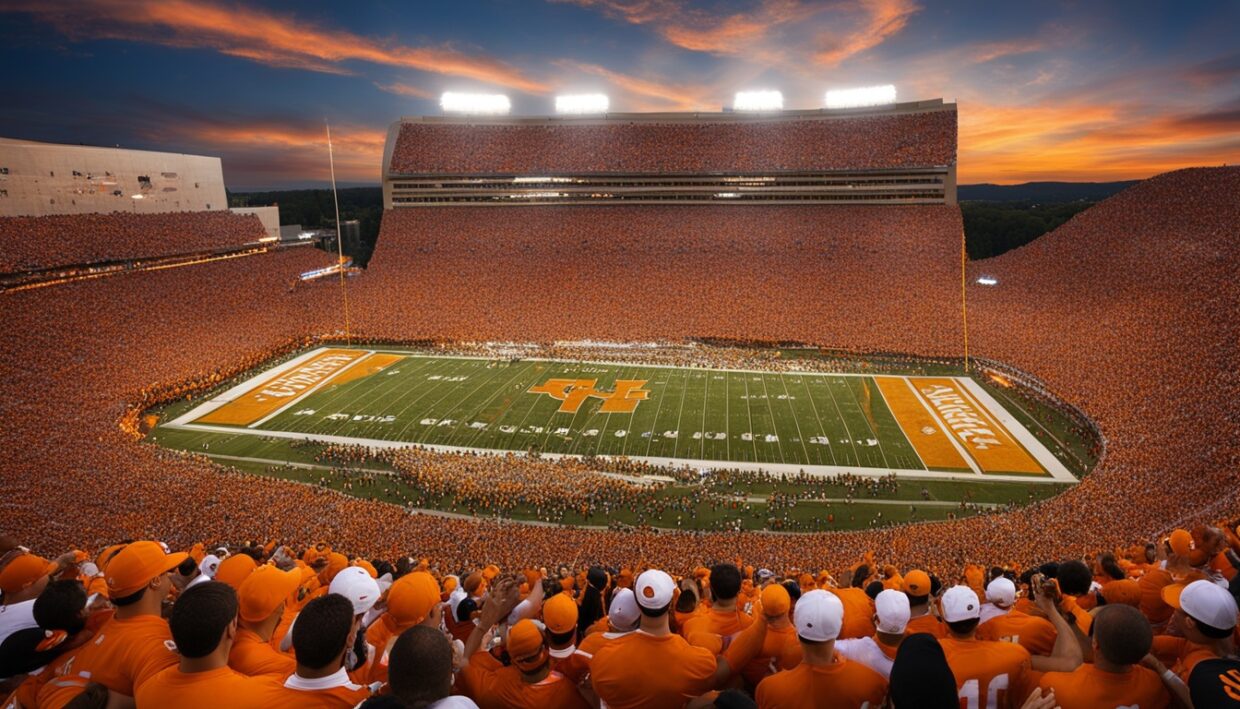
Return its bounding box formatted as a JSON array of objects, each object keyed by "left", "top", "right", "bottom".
[
  {"left": 388, "top": 109, "right": 957, "bottom": 175},
  {"left": 2, "top": 524, "right": 1238, "bottom": 707},
  {"left": 0, "top": 167, "right": 1235, "bottom": 600},
  {"left": 0, "top": 211, "right": 267, "bottom": 273}
]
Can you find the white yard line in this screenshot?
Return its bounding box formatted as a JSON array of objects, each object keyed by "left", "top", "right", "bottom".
[
  {"left": 163, "top": 421, "right": 1073, "bottom": 485},
  {"left": 956, "top": 378, "right": 1075, "bottom": 482},
  {"left": 902, "top": 377, "right": 983, "bottom": 475}
]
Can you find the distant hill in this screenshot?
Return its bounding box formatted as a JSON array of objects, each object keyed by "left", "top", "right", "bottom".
[{"left": 958, "top": 181, "right": 1139, "bottom": 202}]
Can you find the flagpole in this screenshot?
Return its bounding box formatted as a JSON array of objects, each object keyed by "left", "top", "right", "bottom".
[{"left": 326, "top": 120, "right": 352, "bottom": 347}]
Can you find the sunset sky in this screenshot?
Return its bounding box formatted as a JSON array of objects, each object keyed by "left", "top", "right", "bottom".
[{"left": 2, "top": 0, "right": 1236, "bottom": 189}]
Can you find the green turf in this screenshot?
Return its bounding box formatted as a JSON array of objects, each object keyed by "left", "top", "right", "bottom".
[
  {"left": 147, "top": 346, "right": 1091, "bottom": 532},
  {"left": 207, "top": 354, "right": 946, "bottom": 472}
]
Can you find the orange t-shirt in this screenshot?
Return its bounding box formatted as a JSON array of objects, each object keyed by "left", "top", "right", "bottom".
[
  {"left": 1038, "top": 663, "right": 1169, "bottom": 709},
  {"left": 831, "top": 588, "right": 877, "bottom": 640},
  {"left": 558, "top": 629, "right": 627, "bottom": 684},
  {"left": 1151, "top": 635, "right": 1220, "bottom": 683},
  {"left": 940, "top": 636, "right": 1032, "bottom": 709},
  {"left": 135, "top": 665, "right": 282, "bottom": 708},
  {"left": 682, "top": 606, "right": 753, "bottom": 639},
  {"left": 976, "top": 611, "right": 1057, "bottom": 656},
  {"left": 1138, "top": 568, "right": 1175, "bottom": 625},
  {"left": 38, "top": 613, "right": 178, "bottom": 700},
  {"left": 229, "top": 628, "right": 296, "bottom": 677},
  {"left": 462, "top": 662, "right": 589, "bottom": 709},
  {"left": 590, "top": 630, "right": 717, "bottom": 709},
  {"left": 743, "top": 623, "right": 801, "bottom": 688},
  {"left": 905, "top": 613, "right": 948, "bottom": 638},
  {"left": 754, "top": 657, "right": 887, "bottom": 708}
]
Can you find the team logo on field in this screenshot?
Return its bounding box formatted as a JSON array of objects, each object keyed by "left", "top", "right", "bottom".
[{"left": 527, "top": 379, "right": 650, "bottom": 414}]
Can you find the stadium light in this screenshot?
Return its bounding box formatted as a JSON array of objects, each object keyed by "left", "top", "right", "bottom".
[
  {"left": 440, "top": 92, "right": 511, "bottom": 115},
  {"left": 825, "top": 84, "right": 897, "bottom": 109},
  {"left": 977, "top": 276, "right": 998, "bottom": 286},
  {"left": 733, "top": 90, "right": 783, "bottom": 111},
  {"left": 555, "top": 93, "right": 609, "bottom": 114}
]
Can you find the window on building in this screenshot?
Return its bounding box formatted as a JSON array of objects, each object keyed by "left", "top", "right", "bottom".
[
  {"left": 137, "top": 175, "right": 152, "bottom": 187},
  {"left": 112, "top": 190, "right": 122, "bottom": 197},
  {"left": 0, "top": 167, "right": 9, "bottom": 174},
  {"left": 161, "top": 172, "right": 177, "bottom": 178},
  {"left": 0, "top": 189, "right": 8, "bottom": 197}
]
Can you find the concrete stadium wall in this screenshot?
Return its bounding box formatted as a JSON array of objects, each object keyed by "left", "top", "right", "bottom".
[
  {"left": 230, "top": 206, "right": 281, "bottom": 240},
  {"left": 0, "top": 138, "right": 227, "bottom": 217}
]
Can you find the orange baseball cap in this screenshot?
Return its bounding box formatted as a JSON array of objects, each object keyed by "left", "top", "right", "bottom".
[
  {"left": 482, "top": 564, "right": 501, "bottom": 581},
  {"left": 215, "top": 554, "right": 258, "bottom": 590},
  {"left": 761, "top": 583, "right": 791, "bottom": 617},
  {"left": 238, "top": 566, "right": 302, "bottom": 623},
  {"left": 0, "top": 553, "right": 57, "bottom": 594},
  {"left": 319, "top": 553, "right": 348, "bottom": 585},
  {"left": 387, "top": 572, "right": 441, "bottom": 628},
  {"left": 352, "top": 560, "right": 378, "bottom": 579},
  {"left": 904, "top": 570, "right": 932, "bottom": 597},
  {"left": 543, "top": 592, "right": 579, "bottom": 634},
  {"left": 105, "top": 542, "right": 188, "bottom": 597},
  {"left": 506, "top": 620, "right": 546, "bottom": 671},
  {"left": 1169, "top": 529, "right": 1194, "bottom": 558}
]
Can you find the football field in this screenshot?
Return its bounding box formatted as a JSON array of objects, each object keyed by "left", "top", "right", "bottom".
[{"left": 162, "top": 347, "right": 1073, "bottom": 483}]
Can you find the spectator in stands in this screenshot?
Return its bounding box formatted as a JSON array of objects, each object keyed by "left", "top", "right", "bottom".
[
  {"left": 135, "top": 581, "right": 272, "bottom": 707},
  {"left": 753, "top": 589, "right": 887, "bottom": 708},
  {"left": 389, "top": 625, "right": 478, "bottom": 708},
  {"left": 228, "top": 565, "right": 300, "bottom": 677},
  {"left": 835, "top": 588, "right": 910, "bottom": 679},
  {"left": 1038, "top": 604, "right": 1171, "bottom": 708},
  {"left": 276, "top": 593, "right": 374, "bottom": 706}
]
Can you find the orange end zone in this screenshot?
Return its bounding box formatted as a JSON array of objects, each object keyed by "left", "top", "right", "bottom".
[
  {"left": 328, "top": 353, "right": 405, "bottom": 387},
  {"left": 909, "top": 377, "right": 1046, "bottom": 475},
  {"left": 873, "top": 377, "right": 972, "bottom": 471},
  {"left": 196, "top": 348, "right": 368, "bottom": 426}
]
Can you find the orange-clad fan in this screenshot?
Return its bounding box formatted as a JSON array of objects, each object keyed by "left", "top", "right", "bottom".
[
  {"left": 559, "top": 587, "right": 641, "bottom": 685},
  {"left": 35, "top": 542, "right": 184, "bottom": 704},
  {"left": 1149, "top": 579, "right": 1240, "bottom": 684},
  {"left": 835, "top": 589, "right": 910, "bottom": 680},
  {"left": 902, "top": 570, "right": 947, "bottom": 638},
  {"left": 461, "top": 619, "right": 588, "bottom": 709},
  {"left": 270, "top": 594, "right": 375, "bottom": 707},
  {"left": 938, "top": 585, "right": 1034, "bottom": 709},
  {"left": 682, "top": 563, "right": 753, "bottom": 639},
  {"left": 590, "top": 569, "right": 767, "bottom": 708},
  {"left": 741, "top": 583, "right": 801, "bottom": 688},
  {"left": 831, "top": 567, "right": 877, "bottom": 640},
  {"left": 541, "top": 592, "right": 580, "bottom": 669},
  {"left": 754, "top": 589, "right": 887, "bottom": 708},
  {"left": 228, "top": 565, "right": 301, "bottom": 678},
  {"left": 134, "top": 582, "right": 280, "bottom": 708},
  {"left": 1038, "top": 605, "right": 1171, "bottom": 709},
  {"left": 976, "top": 577, "right": 1057, "bottom": 656},
  {"left": 361, "top": 571, "right": 442, "bottom": 684}
]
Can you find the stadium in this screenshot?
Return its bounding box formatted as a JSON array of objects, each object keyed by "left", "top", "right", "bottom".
[{"left": 1, "top": 5, "right": 1239, "bottom": 707}]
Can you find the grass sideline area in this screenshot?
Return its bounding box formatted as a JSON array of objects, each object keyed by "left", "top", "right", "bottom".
[{"left": 147, "top": 344, "right": 1096, "bottom": 532}]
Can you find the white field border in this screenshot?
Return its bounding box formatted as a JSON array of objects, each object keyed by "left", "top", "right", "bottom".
[
  {"left": 956, "top": 378, "right": 1074, "bottom": 482},
  {"left": 161, "top": 347, "right": 1077, "bottom": 486}
]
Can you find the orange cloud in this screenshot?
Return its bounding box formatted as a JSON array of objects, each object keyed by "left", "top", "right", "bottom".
[
  {"left": 968, "top": 38, "right": 1046, "bottom": 64},
  {"left": 558, "top": 61, "right": 711, "bottom": 110},
  {"left": 959, "top": 101, "right": 1240, "bottom": 183},
  {"left": 375, "top": 82, "right": 437, "bottom": 100},
  {"left": 6, "top": 0, "right": 549, "bottom": 93},
  {"left": 815, "top": 0, "right": 919, "bottom": 66}
]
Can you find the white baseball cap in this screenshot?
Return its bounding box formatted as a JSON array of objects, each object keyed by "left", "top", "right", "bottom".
[
  {"left": 985, "top": 578, "right": 1016, "bottom": 608},
  {"left": 635, "top": 569, "right": 675, "bottom": 610},
  {"left": 199, "top": 554, "right": 221, "bottom": 578},
  {"left": 794, "top": 590, "right": 844, "bottom": 642},
  {"left": 608, "top": 588, "right": 640, "bottom": 632},
  {"left": 330, "top": 566, "right": 381, "bottom": 616},
  {"left": 1178, "top": 580, "right": 1238, "bottom": 630},
  {"left": 875, "top": 589, "right": 911, "bottom": 634},
  {"left": 941, "top": 585, "right": 982, "bottom": 623}
]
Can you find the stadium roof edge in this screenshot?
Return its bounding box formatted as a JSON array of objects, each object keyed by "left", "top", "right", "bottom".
[
  {"left": 393, "top": 98, "right": 954, "bottom": 126},
  {"left": 0, "top": 135, "right": 222, "bottom": 161}
]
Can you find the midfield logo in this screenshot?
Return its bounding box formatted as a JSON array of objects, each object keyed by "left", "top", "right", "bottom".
[{"left": 527, "top": 379, "right": 651, "bottom": 414}]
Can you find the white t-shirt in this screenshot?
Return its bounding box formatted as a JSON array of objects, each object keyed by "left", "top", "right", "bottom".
[
  {"left": 0, "top": 600, "right": 38, "bottom": 648},
  {"left": 979, "top": 603, "right": 1008, "bottom": 626},
  {"left": 835, "top": 636, "right": 898, "bottom": 679}
]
